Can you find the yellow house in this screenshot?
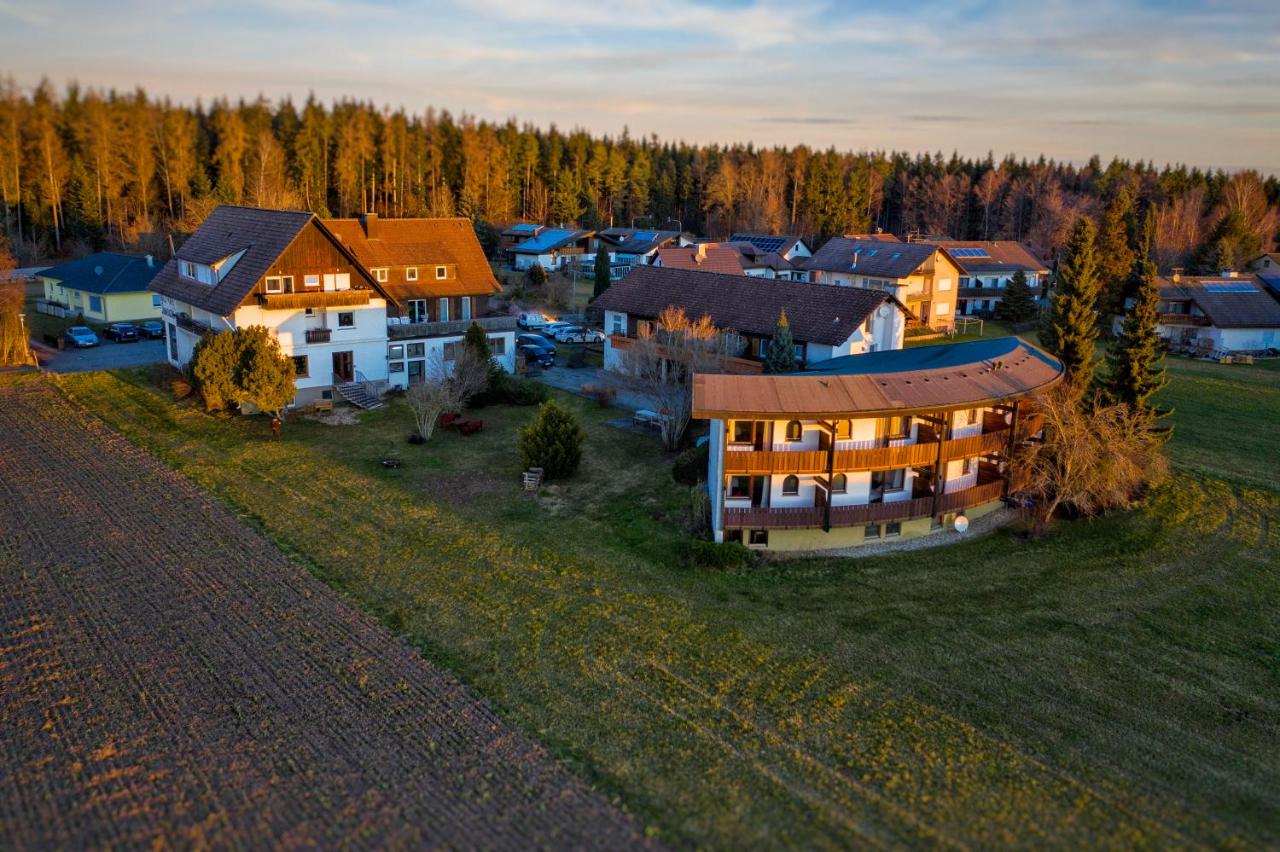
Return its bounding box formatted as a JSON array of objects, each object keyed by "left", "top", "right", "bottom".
[
  {"left": 38, "top": 252, "right": 164, "bottom": 323},
  {"left": 803, "top": 237, "right": 961, "bottom": 330}
]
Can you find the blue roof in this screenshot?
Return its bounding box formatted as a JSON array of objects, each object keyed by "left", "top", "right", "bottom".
[
  {"left": 804, "top": 337, "right": 1059, "bottom": 376},
  {"left": 511, "top": 223, "right": 540, "bottom": 232},
  {"left": 38, "top": 252, "right": 163, "bottom": 296},
  {"left": 513, "top": 228, "right": 583, "bottom": 253}
]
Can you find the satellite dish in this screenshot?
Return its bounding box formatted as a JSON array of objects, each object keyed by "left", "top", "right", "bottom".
[
  {"left": 877, "top": 305, "right": 891, "bottom": 318},
  {"left": 954, "top": 513, "right": 969, "bottom": 534}
]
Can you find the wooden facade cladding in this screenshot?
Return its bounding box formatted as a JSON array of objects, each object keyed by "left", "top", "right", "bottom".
[
  {"left": 257, "top": 290, "right": 372, "bottom": 310},
  {"left": 243, "top": 221, "right": 374, "bottom": 309},
  {"left": 608, "top": 334, "right": 764, "bottom": 374},
  {"left": 723, "top": 426, "right": 1015, "bottom": 475}
]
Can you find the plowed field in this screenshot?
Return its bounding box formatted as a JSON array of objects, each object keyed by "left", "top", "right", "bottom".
[{"left": 0, "top": 377, "right": 650, "bottom": 849}]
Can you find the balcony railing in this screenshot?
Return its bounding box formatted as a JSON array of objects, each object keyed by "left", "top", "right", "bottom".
[
  {"left": 722, "top": 477, "right": 1006, "bottom": 530},
  {"left": 305, "top": 327, "right": 332, "bottom": 344},
  {"left": 724, "top": 424, "right": 1015, "bottom": 475},
  {"left": 257, "top": 290, "right": 371, "bottom": 310},
  {"left": 387, "top": 314, "right": 519, "bottom": 340},
  {"left": 175, "top": 313, "right": 214, "bottom": 337},
  {"left": 1157, "top": 312, "right": 1210, "bottom": 326}
]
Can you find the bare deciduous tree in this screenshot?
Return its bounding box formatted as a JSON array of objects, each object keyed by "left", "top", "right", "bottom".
[
  {"left": 404, "top": 347, "right": 490, "bottom": 441},
  {"left": 1011, "top": 386, "right": 1168, "bottom": 537},
  {"left": 620, "top": 306, "right": 732, "bottom": 451}
]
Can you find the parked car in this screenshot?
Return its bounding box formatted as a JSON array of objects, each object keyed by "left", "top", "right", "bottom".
[
  {"left": 552, "top": 325, "right": 596, "bottom": 344},
  {"left": 540, "top": 321, "right": 574, "bottom": 339},
  {"left": 517, "top": 311, "right": 550, "bottom": 330},
  {"left": 103, "top": 322, "right": 140, "bottom": 342},
  {"left": 64, "top": 326, "right": 100, "bottom": 348},
  {"left": 138, "top": 320, "right": 165, "bottom": 339},
  {"left": 518, "top": 344, "right": 556, "bottom": 368},
  {"left": 517, "top": 333, "right": 557, "bottom": 356}
]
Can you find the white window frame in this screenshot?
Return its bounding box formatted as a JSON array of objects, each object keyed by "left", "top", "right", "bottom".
[
  {"left": 461, "top": 296, "right": 471, "bottom": 320},
  {"left": 304, "top": 274, "right": 320, "bottom": 289},
  {"left": 264, "top": 276, "right": 284, "bottom": 294},
  {"left": 435, "top": 265, "right": 447, "bottom": 280},
  {"left": 374, "top": 268, "right": 389, "bottom": 283},
  {"left": 405, "top": 267, "right": 418, "bottom": 281},
  {"left": 438, "top": 298, "right": 450, "bottom": 322}
]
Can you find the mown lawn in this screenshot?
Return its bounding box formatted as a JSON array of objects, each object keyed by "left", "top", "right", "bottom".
[{"left": 53, "top": 368, "right": 1280, "bottom": 848}]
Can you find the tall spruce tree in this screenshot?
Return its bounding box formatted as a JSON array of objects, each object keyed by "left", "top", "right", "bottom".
[
  {"left": 592, "top": 244, "right": 611, "bottom": 298},
  {"left": 764, "top": 309, "right": 798, "bottom": 373},
  {"left": 1103, "top": 207, "right": 1168, "bottom": 423},
  {"left": 1094, "top": 186, "right": 1136, "bottom": 320},
  {"left": 995, "top": 269, "right": 1037, "bottom": 323},
  {"left": 1043, "top": 217, "right": 1102, "bottom": 391}
]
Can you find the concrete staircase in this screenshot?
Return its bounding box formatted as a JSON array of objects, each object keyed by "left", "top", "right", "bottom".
[{"left": 335, "top": 381, "right": 384, "bottom": 410}]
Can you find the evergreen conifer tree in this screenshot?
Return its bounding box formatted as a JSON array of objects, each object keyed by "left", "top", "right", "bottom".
[
  {"left": 763, "top": 309, "right": 798, "bottom": 373},
  {"left": 464, "top": 320, "right": 505, "bottom": 403},
  {"left": 1094, "top": 187, "right": 1136, "bottom": 319},
  {"left": 1103, "top": 207, "right": 1169, "bottom": 424},
  {"left": 519, "top": 399, "right": 584, "bottom": 480},
  {"left": 593, "top": 244, "right": 611, "bottom": 298},
  {"left": 995, "top": 269, "right": 1037, "bottom": 323},
  {"left": 1042, "top": 217, "right": 1102, "bottom": 391}
]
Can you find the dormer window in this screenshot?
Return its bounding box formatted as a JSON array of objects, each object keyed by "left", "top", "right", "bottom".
[
  {"left": 178, "top": 259, "right": 217, "bottom": 285},
  {"left": 374, "top": 268, "right": 389, "bottom": 283},
  {"left": 406, "top": 267, "right": 418, "bottom": 281},
  {"left": 435, "top": 266, "right": 447, "bottom": 280}
]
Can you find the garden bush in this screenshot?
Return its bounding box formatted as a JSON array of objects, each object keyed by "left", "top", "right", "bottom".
[
  {"left": 672, "top": 443, "right": 709, "bottom": 485},
  {"left": 686, "top": 539, "right": 755, "bottom": 571},
  {"left": 518, "top": 399, "right": 584, "bottom": 480}
]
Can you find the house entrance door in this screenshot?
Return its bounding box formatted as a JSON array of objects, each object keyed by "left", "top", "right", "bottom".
[{"left": 332, "top": 351, "right": 354, "bottom": 384}]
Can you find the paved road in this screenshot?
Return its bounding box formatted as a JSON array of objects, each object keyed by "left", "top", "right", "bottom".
[
  {"left": 0, "top": 377, "right": 651, "bottom": 850},
  {"left": 34, "top": 338, "right": 166, "bottom": 373}
]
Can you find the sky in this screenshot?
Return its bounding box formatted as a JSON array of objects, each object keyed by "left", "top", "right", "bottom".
[{"left": 2, "top": 0, "right": 1278, "bottom": 172}]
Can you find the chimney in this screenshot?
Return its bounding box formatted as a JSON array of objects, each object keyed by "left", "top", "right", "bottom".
[
  {"left": 695, "top": 244, "right": 707, "bottom": 263},
  {"left": 1223, "top": 269, "right": 1237, "bottom": 278},
  {"left": 145, "top": 254, "right": 154, "bottom": 268},
  {"left": 360, "top": 212, "right": 380, "bottom": 239},
  {"left": 1172, "top": 267, "right": 1182, "bottom": 283}
]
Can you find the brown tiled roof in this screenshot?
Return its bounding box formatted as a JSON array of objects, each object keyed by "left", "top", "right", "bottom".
[
  {"left": 655, "top": 244, "right": 747, "bottom": 275},
  {"left": 804, "top": 238, "right": 934, "bottom": 279},
  {"left": 693, "top": 337, "right": 1063, "bottom": 418},
  {"left": 931, "top": 240, "right": 1049, "bottom": 275},
  {"left": 325, "top": 217, "right": 500, "bottom": 304},
  {"left": 844, "top": 233, "right": 901, "bottom": 242},
  {"left": 591, "top": 265, "right": 909, "bottom": 346},
  {"left": 149, "top": 206, "right": 379, "bottom": 317},
  {"left": 1159, "top": 275, "right": 1280, "bottom": 329}
]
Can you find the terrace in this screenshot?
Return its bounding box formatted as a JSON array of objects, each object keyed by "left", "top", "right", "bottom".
[{"left": 388, "top": 315, "right": 518, "bottom": 340}]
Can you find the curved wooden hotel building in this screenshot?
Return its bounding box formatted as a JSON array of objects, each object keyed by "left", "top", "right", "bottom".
[{"left": 692, "top": 337, "right": 1063, "bottom": 551}]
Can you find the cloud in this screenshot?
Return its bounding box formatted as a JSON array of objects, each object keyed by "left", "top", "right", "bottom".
[
  {"left": 0, "top": 0, "right": 52, "bottom": 26},
  {"left": 759, "top": 116, "right": 857, "bottom": 126}
]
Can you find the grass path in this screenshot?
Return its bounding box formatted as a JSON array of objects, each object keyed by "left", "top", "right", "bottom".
[{"left": 50, "top": 369, "right": 1280, "bottom": 848}]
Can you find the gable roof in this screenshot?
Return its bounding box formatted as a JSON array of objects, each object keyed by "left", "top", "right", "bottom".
[
  {"left": 148, "top": 206, "right": 381, "bottom": 316},
  {"left": 728, "top": 233, "right": 809, "bottom": 257},
  {"left": 325, "top": 217, "right": 500, "bottom": 304},
  {"left": 512, "top": 228, "right": 593, "bottom": 254},
  {"left": 804, "top": 238, "right": 936, "bottom": 279},
  {"left": 693, "top": 337, "right": 1063, "bottom": 419},
  {"left": 612, "top": 230, "right": 681, "bottom": 256},
  {"left": 1159, "top": 275, "right": 1280, "bottom": 329},
  {"left": 38, "top": 252, "right": 162, "bottom": 296},
  {"left": 931, "top": 241, "right": 1049, "bottom": 275},
  {"left": 501, "top": 222, "right": 544, "bottom": 237},
  {"left": 655, "top": 244, "right": 748, "bottom": 275},
  {"left": 591, "top": 265, "right": 909, "bottom": 346}
]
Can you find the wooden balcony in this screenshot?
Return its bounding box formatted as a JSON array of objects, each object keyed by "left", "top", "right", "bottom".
[
  {"left": 1157, "top": 312, "right": 1210, "bottom": 326},
  {"left": 305, "top": 328, "right": 332, "bottom": 344},
  {"left": 723, "top": 425, "right": 1014, "bottom": 475},
  {"left": 175, "top": 313, "right": 214, "bottom": 337},
  {"left": 388, "top": 315, "right": 518, "bottom": 340},
  {"left": 257, "top": 290, "right": 371, "bottom": 310},
  {"left": 722, "top": 477, "right": 1006, "bottom": 530}
]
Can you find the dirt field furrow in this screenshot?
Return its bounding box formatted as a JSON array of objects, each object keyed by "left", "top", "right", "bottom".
[{"left": 0, "top": 377, "right": 650, "bottom": 850}]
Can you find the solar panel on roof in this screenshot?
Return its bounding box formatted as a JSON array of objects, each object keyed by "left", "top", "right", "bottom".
[
  {"left": 950, "top": 247, "right": 990, "bottom": 258},
  {"left": 633, "top": 231, "right": 657, "bottom": 242},
  {"left": 732, "top": 235, "right": 788, "bottom": 254},
  {"left": 1202, "top": 282, "right": 1256, "bottom": 293}
]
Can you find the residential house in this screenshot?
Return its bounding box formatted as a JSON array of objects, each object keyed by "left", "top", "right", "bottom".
[
  {"left": 655, "top": 241, "right": 802, "bottom": 280},
  {"left": 1251, "top": 253, "right": 1280, "bottom": 301},
  {"left": 325, "top": 213, "right": 516, "bottom": 388},
  {"left": 591, "top": 265, "right": 911, "bottom": 374},
  {"left": 499, "top": 223, "right": 544, "bottom": 256},
  {"left": 727, "top": 233, "right": 813, "bottom": 264},
  {"left": 1121, "top": 272, "right": 1280, "bottom": 353},
  {"left": 802, "top": 238, "right": 960, "bottom": 329},
  {"left": 510, "top": 228, "right": 595, "bottom": 272},
  {"left": 151, "top": 206, "right": 515, "bottom": 410},
  {"left": 930, "top": 240, "right": 1050, "bottom": 316},
  {"left": 595, "top": 227, "right": 689, "bottom": 270},
  {"left": 693, "top": 337, "right": 1062, "bottom": 551},
  {"left": 37, "top": 252, "right": 164, "bottom": 323}
]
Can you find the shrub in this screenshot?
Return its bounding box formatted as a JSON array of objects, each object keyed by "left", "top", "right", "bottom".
[
  {"left": 687, "top": 539, "right": 755, "bottom": 571},
  {"left": 189, "top": 325, "right": 296, "bottom": 419},
  {"left": 498, "top": 377, "right": 549, "bottom": 406},
  {"left": 672, "top": 443, "right": 709, "bottom": 485},
  {"left": 527, "top": 263, "right": 547, "bottom": 288},
  {"left": 519, "top": 399, "right": 584, "bottom": 480}
]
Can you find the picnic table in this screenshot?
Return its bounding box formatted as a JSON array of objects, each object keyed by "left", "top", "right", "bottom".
[{"left": 631, "top": 409, "right": 670, "bottom": 430}]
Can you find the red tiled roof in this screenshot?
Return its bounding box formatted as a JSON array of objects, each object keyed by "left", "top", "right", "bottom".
[{"left": 654, "top": 245, "right": 748, "bottom": 275}]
